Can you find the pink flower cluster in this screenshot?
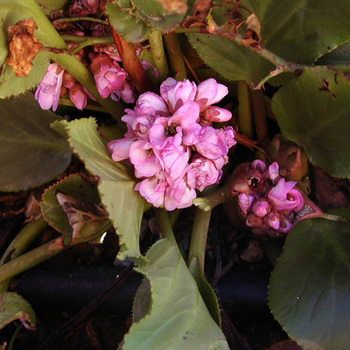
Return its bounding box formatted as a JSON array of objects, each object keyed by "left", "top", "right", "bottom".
[
  {"left": 237, "top": 160, "right": 304, "bottom": 237},
  {"left": 108, "top": 78, "right": 236, "bottom": 210}
]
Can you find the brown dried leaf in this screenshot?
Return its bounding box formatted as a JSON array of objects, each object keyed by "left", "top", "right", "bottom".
[
  {"left": 193, "top": 0, "right": 213, "bottom": 21},
  {"left": 242, "top": 13, "right": 262, "bottom": 45},
  {"left": 5, "top": 18, "right": 43, "bottom": 77},
  {"left": 56, "top": 191, "right": 110, "bottom": 245},
  {"left": 155, "top": 0, "right": 188, "bottom": 15}
]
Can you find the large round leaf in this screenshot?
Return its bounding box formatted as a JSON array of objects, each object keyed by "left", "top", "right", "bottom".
[
  {"left": 0, "top": 94, "right": 71, "bottom": 191},
  {"left": 269, "top": 208, "right": 350, "bottom": 350},
  {"left": 272, "top": 66, "right": 350, "bottom": 177}
]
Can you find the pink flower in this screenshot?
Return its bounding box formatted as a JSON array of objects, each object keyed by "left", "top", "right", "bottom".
[
  {"left": 238, "top": 193, "right": 254, "bottom": 214},
  {"left": 160, "top": 77, "right": 197, "bottom": 114},
  {"left": 129, "top": 140, "right": 161, "bottom": 178},
  {"left": 251, "top": 199, "right": 271, "bottom": 218},
  {"left": 267, "top": 178, "right": 303, "bottom": 211},
  {"left": 108, "top": 139, "right": 134, "bottom": 162},
  {"left": 186, "top": 156, "right": 221, "bottom": 191},
  {"left": 202, "top": 106, "right": 232, "bottom": 123},
  {"left": 90, "top": 54, "right": 127, "bottom": 99},
  {"left": 69, "top": 84, "right": 87, "bottom": 110},
  {"left": 35, "top": 63, "right": 64, "bottom": 111},
  {"left": 195, "top": 78, "right": 228, "bottom": 111},
  {"left": 109, "top": 77, "right": 235, "bottom": 210},
  {"left": 135, "top": 92, "right": 168, "bottom": 117}
]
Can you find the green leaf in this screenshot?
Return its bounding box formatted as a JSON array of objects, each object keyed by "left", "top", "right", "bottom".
[
  {"left": 36, "top": 0, "right": 69, "bottom": 10},
  {"left": 133, "top": 0, "right": 187, "bottom": 32},
  {"left": 41, "top": 174, "right": 102, "bottom": 234},
  {"left": 268, "top": 208, "right": 350, "bottom": 350},
  {"left": 0, "top": 51, "right": 50, "bottom": 98},
  {"left": 123, "top": 239, "right": 229, "bottom": 350},
  {"left": 59, "top": 118, "right": 146, "bottom": 261},
  {"left": 0, "top": 0, "right": 66, "bottom": 97},
  {"left": 189, "top": 257, "right": 221, "bottom": 327},
  {"left": 0, "top": 94, "right": 71, "bottom": 191},
  {"left": 317, "top": 40, "right": 350, "bottom": 66},
  {"left": 272, "top": 66, "right": 350, "bottom": 177},
  {"left": 106, "top": 3, "right": 151, "bottom": 43},
  {"left": 188, "top": 0, "right": 350, "bottom": 84},
  {"left": 0, "top": 292, "right": 36, "bottom": 330},
  {"left": 187, "top": 33, "right": 272, "bottom": 84}
]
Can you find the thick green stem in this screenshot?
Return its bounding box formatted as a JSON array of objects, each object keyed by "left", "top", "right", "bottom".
[
  {"left": 0, "top": 238, "right": 66, "bottom": 285},
  {"left": 149, "top": 30, "right": 169, "bottom": 81},
  {"left": 237, "top": 81, "right": 254, "bottom": 139},
  {"left": 250, "top": 89, "right": 268, "bottom": 143},
  {"left": 188, "top": 208, "right": 212, "bottom": 275},
  {"left": 153, "top": 208, "right": 177, "bottom": 247},
  {"left": 163, "top": 34, "right": 187, "bottom": 80},
  {"left": 0, "top": 217, "right": 47, "bottom": 292}
]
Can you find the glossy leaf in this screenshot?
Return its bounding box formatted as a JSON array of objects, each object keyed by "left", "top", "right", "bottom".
[
  {"left": 41, "top": 174, "right": 102, "bottom": 234},
  {"left": 272, "top": 66, "right": 350, "bottom": 177},
  {"left": 0, "top": 292, "right": 36, "bottom": 330},
  {"left": 188, "top": 0, "right": 350, "bottom": 84},
  {"left": 133, "top": 0, "right": 187, "bottom": 31},
  {"left": 58, "top": 118, "right": 146, "bottom": 261},
  {"left": 0, "top": 94, "right": 71, "bottom": 191},
  {"left": 123, "top": 239, "right": 229, "bottom": 350},
  {"left": 106, "top": 3, "right": 151, "bottom": 43},
  {"left": 269, "top": 208, "right": 350, "bottom": 350}
]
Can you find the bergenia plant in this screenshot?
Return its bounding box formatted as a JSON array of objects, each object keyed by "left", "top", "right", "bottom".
[{"left": 0, "top": 0, "right": 350, "bottom": 349}]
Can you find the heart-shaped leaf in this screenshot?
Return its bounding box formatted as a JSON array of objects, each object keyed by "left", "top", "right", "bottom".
[
  {"left": 272, "top": 66, "right": 350, "bottom": 177},
  {"left": 269, "top": 208, "right": 350, "bottom": 350},
  {"left": 123, "top": 239, "right": 229, "bottom": 350},
  {"left": 0, "top": 94, "right": 71, "bottom": 191}
]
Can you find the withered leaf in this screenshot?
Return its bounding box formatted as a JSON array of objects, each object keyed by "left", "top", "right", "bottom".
[
  {"left": 155, "top": 0, "right": 188, "bottom": 15},
  {"left": 55, "top": 191, "right": 110, "bottom": 246},
  {"left": 242, "top": 13, "right": 262, "bottom": 45},
  {"left": 193, "top": 0, "right": 213, "bottom": 21},
  {"left": 5, "top": 18, "right": 43, "bottom": 77}
]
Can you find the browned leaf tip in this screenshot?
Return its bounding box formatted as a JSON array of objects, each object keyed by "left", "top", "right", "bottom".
[
  {"left": 155, "top": 0, "right": 188, "bottom": 15},
  {"left": 193, "top": 0, "right": 213, "bottom": 21},
  {"left": 5, "top": 18, "right": 43, "bottom": 77},
  {"left": 242, "top": 13, "right": 262, "bottom": 45}
]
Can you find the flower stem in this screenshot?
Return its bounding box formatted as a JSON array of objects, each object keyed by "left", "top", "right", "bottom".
[
  {"left": 52, "top": 17, "right": 109, "bottom": 26},
  {"left": 60, "top": 35, "right": 114, "bottom": 44},
  {"left": 250, "top": 89, "right": 268, "bottom": 143},
  {"left": 188, "top": 207, "right": 212, "bottom": 275},
  {"left": 0, "top": 217, "right": 47, "bottom": 293},
  {"left": 237, "top": 81, "right": 254, "bottom": 139},
  {"left": 163, "top": 33, "right": 187, "bottom": 80},
  {"left": 149, "top": 30, "right": 169, "bottom": 81},
  {"left": 110, "top": 26, "right": 155, "bottom": 93},
  {"left": 153, "top": 208, "right": 178, "bottom": 247},
  {"left": 0, "top": 237, "right": 66, "bottom": 285}
]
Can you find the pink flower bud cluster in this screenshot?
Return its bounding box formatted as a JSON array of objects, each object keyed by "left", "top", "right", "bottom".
[
  {"left": 108, "top": 78, "right": 236, "bottom": 211},
  {"left": 35, "top": 52, "right": 141, "bottom": 111},
  {"left": 237, "top": 160, "right": 304, "bottom": 237}
]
